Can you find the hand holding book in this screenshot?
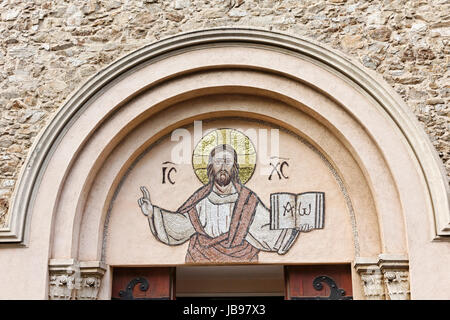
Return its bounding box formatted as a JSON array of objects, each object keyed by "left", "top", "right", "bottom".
[{"left": 270, "top": 192, "right": 325, "bottom": 231}]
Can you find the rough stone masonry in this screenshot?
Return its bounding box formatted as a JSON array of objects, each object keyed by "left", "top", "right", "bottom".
[{"left": 0, "top": 0, "right": 449, "bottom": 227}]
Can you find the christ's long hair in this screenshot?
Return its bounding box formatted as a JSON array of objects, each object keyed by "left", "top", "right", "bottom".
[{"left": 206, "top": 144, "right": 241, "bottom": 185}]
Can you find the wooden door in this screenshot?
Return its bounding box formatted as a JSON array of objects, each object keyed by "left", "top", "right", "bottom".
[
  {"left": 111, "top": 267, "right": 175, "bottom": 300},
  {"left": 285, "top": 265, "right": 352, "bottom": 300}
]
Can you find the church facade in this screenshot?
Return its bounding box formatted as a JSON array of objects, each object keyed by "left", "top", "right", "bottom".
[{"left": 0, "top": 1, "right": 449, "bottom": 300}]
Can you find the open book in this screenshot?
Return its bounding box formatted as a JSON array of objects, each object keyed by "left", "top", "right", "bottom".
[{"left": 270, "top": 192, "right": 325, "bottom": 231}]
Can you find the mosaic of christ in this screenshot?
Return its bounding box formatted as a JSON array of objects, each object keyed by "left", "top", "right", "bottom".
[{"left": 137, "top": 128, "right": 312, "bottom": 263}]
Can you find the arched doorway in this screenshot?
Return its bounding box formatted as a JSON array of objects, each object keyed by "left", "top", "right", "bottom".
[{"left": 1, "top": 28, "right": 448, "bottom": 299}]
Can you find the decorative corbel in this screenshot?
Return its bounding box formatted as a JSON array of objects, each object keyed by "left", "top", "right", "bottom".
[
  {"left": 77, "top": 261, "right": 107, "bottom": 300},
  {"left": 49, "top": 259, "right": 107, "bottom": 300},
  {"left": 48, "top": 259, "right": 80, "bottom": 300},
  {"left": 354, "top": 255, "right": 410, "bottom": 300},
  {"left": 354, "top": 257, "right": 386, "bottom": 300},
  {"left": 378, "top": 254, "right": 410, "bottom": 300}
]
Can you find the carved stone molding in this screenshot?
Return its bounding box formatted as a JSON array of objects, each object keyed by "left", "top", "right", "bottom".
[
  {"left": 77, "top": 261, "right": 107, "bottom": 300},
  {"left": 48, "top": 259, "right": 106, "bottom": 300},
  {"left": 355, "top": 255, "right": 410, "bottom": 300},
  {"left": 383, "top": 270, "right": 410, "bottom": 300},
  {"left": 48, "top": 259, "right": 80, "bottom": 300},
  {"left": 354, "top": 257, "right": 385, "bottom": 300},
  {"left": 379, "top": 254, "right": 410, "bottom": 300}
]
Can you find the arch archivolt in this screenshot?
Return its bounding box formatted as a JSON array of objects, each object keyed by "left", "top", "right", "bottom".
[{"left": 3, "top": 29, "right": 448, "bottom": 300}]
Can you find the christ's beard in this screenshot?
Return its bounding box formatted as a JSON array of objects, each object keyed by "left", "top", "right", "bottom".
[{"left": 215, "top": 170, "right": 232, "bottom": 186}]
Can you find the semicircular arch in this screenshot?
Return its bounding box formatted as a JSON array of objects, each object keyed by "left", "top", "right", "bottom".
[{"left": 3, "top": 28, "right": 448, "bottom": 300}]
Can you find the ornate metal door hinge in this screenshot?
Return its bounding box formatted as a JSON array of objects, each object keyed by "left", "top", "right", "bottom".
[
  {"left": 113, "top": 277, "right": 170, "bottom": 300},
  {"left": 291, "top": 275, "right": 352, "bottom": 300}
]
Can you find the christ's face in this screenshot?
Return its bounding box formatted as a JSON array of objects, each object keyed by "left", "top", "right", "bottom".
[{"left": 212, "top": 150, "right": 235, "bottom": 186}]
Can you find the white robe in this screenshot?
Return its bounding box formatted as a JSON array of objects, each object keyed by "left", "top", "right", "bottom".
[{"left": 148, "top": 185, "right": 299, "bottom": 255}]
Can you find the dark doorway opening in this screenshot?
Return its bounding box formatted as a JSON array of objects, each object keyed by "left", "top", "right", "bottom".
[{"left": 176, "top": 265, "right": 285, "bottom": 299}]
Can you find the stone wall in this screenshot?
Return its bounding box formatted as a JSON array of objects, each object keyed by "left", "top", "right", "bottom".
[{"left": 0, "top": 0, "right": 449, "bottom": 227}]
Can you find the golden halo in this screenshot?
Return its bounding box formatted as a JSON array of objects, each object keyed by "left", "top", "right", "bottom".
[{"left": 192, "top": 128, "right": 257, "bottom": 185}]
